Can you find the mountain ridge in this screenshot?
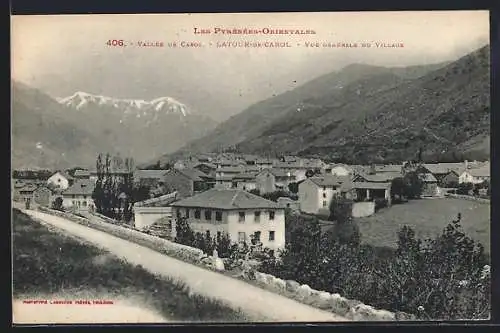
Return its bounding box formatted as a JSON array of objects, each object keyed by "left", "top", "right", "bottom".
[{"left": 155, "top": 45, "right": 489, "bottom": 165}]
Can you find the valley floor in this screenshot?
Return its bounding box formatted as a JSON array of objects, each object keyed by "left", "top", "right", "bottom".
[{"left": 355, "top": 198, "right": 490, "bottom": 253}]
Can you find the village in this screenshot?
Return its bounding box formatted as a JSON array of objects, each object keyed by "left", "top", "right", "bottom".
[{"left": 12, "top": 153, "right": 491, "bottom": 254}]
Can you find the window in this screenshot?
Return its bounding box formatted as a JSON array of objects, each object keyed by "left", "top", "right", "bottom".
[
  {"left": 254, "top": 231, "right": 261, "bottom": 242},
  {"left": 82, "top": 201, "right": 87, "bottom": 207},
  {"left": 215, "top": 211, "right": 222, "bottom": 221},
  {"left": 254, "top": 211, "right": 261, "bottom": 222},
  {"left": 322, "top": 200, "right": 327, "bottom": 207},
  {"left": 286, "top": 203, "right": 290, "bottom": 208},
  {"left": 323, "top": 192, "right": 327, "bottom": 198},
  {"left": 185, "top": 209, "right": 190, "bottom": 218},
  {"left": 323, "top": 186, "right": 326, "bottom": 191},
  {"left": 205, "top": 210, "right": 212, "bottom": 220},
  {"left": 83, "top": 195, "right": 87, "bottom": 199},
  {"left": 72, "top": 195, "right": 75, "bottom": 199},
  {"left": 269, "top": 211, "right": 275, "bottom": 220},
  {"left": 243, "top": 185, "right": 246, "bottom": 190},
  {"left": 239, "top": 211, "right": 245, "bottom": 222},
  {"left": 238, "top": 232, "right": 246, "bottom": 243},
  {"left": 269, "top": 231, "right": 275, "bottom": 241},
  {"left": 194, "top": 210, "right": 201, "bottom": 219}
]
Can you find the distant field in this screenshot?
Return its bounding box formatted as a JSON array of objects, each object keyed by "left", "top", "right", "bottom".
[{"left": 355, "top": 198, "right": 490, "bottom": 253}]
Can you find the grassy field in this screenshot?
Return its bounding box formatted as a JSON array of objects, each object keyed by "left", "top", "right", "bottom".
[
  {"left": 355, "top": 198, "right": 490, "bottom": 253},
  {"left": 12, "top": 208, "right": 249, "bottom": 323}
]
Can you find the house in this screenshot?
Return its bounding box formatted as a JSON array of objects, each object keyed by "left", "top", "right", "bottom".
[
  {"left": 47, "top": 171, "right": 74, "bottom": 191},
  {"left": 352, "top": 182, "right": 392, "bottom": 203},
  {"left": 324, "top": 164, "right": 354, "bottom": 177},
  {"left": 256, "top": 168, "right": 296, "bottom": 194},
  {"left": 133, "top": 169, "right": 169, "bottom": 188},
  {"left": 170, "top": 188, "right": 285, "bottom": 251},
  {"left": 419, "top": 163, "right": 464, "bottom": 186},
  {"left": 298, "top": 175, "right": 353, "bottom": 215},
  {"left": 73, "top": 169, "right": 91, "bottom": 180},
  {"left": 277, "top": 197, "right": 301, "bottom": 212},
  {"left": 33, "top": 186, "right": 53, "bottom": 207},
  {"left": 459, "top": 164, "right": 490, "bottom": 184},
  {"left": 232, "top": 173, "right": 258, "bottom": 191},
  {"left": 375, "top": 164, "right": 404, "bottom": 173},
  {"left": 420, "top": 173, "right": 439, "bottom": 197},
  {"left": 133, "top": 192, "right": 178, "bottom": 230},
  {"left": 215, "top": 166, "right": 246, "bottom": 189},
  {"left": 18, "top": 184, "right": 38, "bottom": 202},
  {"left": 193, "top": 162, "right": 217, "bottom": 177},
  {"left": 353, "top": 170, "right": 402, "bottom": 183},
  {"left": 12, "top": 180, "right": 26, "bottom": 201},
  {"left": 61, "top": 179, "right": 96, "bottom": 212},
  {"left": 255, "top": 158, "right": 274, "bottom": 171},
  {"left": 163, "top": 168, "right": 214, "bottom": 199}
]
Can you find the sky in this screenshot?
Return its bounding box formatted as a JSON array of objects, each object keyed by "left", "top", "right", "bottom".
[{"left": 11, "top": 11, "right": 490, "bottom": 121}]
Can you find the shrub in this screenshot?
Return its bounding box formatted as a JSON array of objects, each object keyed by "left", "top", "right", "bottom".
[
  {"left": 457, "top": 183, "right": 473, "bottom": 195},
  {"left": 260, "top": 212, "right": 490, "bottom": 320},
  {"left": 374, "top": 198, "right": 388, "bottom": 211},
  {"left": 51, "top": 197, "right": 64, "bottom": 211}
]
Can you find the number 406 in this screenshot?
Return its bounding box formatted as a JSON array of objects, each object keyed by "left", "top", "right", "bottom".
[{"left": 106, "top": 40, "right": 124, "bottom": 47}]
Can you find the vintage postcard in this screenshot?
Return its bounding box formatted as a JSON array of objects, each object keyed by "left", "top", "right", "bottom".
[{"left": 11, "top": 11, "right": 490, "bottom": 324}]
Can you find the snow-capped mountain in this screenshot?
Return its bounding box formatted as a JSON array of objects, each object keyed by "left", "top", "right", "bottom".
[
  {"left": 12, "top": 83, "right": 218, "bottom": 169},
  {"left": 57, "top": 91, "right": 191, "bottom": 116}
]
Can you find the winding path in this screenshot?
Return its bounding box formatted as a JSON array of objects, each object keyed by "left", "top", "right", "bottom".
[{"left": 20, "top": 209, "right": 349, "bottom": 322}]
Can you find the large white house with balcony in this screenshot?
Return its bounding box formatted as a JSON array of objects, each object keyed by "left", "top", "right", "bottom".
[{"left": 170, "top": 188, "right": 285, "bottom": 251}]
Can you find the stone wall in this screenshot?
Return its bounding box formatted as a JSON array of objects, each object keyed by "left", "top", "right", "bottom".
[
  {"left": 239, "top": 269, "right": 415, "bottom": 321},
  {"left": 352, "top": 202, "right": 375, "bottom": 217}
]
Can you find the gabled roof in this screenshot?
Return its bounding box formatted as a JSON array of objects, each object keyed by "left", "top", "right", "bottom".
[
  {"left": 134, "top": 192, "right": 178, "bottom": 207},
  {"left": 258, "top": 168, "right": 293, "bottom": 178},
  {"left": 308, "top": 175, "right": 350, "bottom": 187},
  {"left": 171, "top": 188, "right": 280, "bottom": 210},
  {"left": 466, "top": 165, "right": 490, "bottom": 178},
  {"left": 51, "top": 171, "right": 74, "bottom": 180},
  {"left": 19, "top": 184, "right": 38, "bottom": 192},
  {"left": 176, "top": 168, "right": 212, "bottom": 181},
  {"left": 217, "top": 166, "right": 245, "bottom": 173},
  {"left": 193, "top": 162, "right": 217, "bottom": 169},
  {"left": 134, "top": 169, "right": 169, "bottom": 180},
  {"left": 355, "top": 171, "right": 402, "bottom": 183},
  {"left": 421, "top": 173, "right": 438, "bottom": 183},
  {"left": 375, "top": 165, "right": 403, "bottom": 173},
  {"left": 422, "top": 163, "right": 464, "bottom": 175},
  {"left": 233, "top": 172, "right": 258, "bottom": 180},
  {"left": 63, "top": 179, "right": 95, "bottom": 196},
  {"left": 353, "top": 182, "right": 392, "bottom": 190},
  {"left": 73, "top": 169, "right": 91, "bottom": 177}
]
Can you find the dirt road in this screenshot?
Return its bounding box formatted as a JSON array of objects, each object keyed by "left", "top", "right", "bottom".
[{"left": 21, "top": 209, "right": 349, "bottom": 322}]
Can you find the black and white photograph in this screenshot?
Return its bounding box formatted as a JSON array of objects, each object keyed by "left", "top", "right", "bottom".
[{"left": 11, "top": 11, "right": 491, "bottom": 323}]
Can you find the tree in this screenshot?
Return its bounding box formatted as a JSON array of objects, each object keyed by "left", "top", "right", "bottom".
[
  {"left": 288, "top": 182, "right": 299, "bottom": 194},
  {"left": 174, "top": 217, "right": 195, "bottom": 246},
  {"left": 457, "top": 182, "right": 473, "bottom": 195},
  {"left": 391, "top": 177, "right": 406, "bottom": 202},
  {"left": 51, "top": 197, "right": 64, "bottom": 211},
  {"left": 328, "top": 197, "right": 360, "bottom": 248},
  {"left": 403, "top": 171, "right": 423, "bottom": 199}
]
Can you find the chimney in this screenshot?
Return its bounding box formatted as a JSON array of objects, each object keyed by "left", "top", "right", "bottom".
[
  {"left": 369, "top": 164, "right": 376, "bottom": 175},
  {"left": 465, "top": 160, "right": 469, "bottom": 169}
]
